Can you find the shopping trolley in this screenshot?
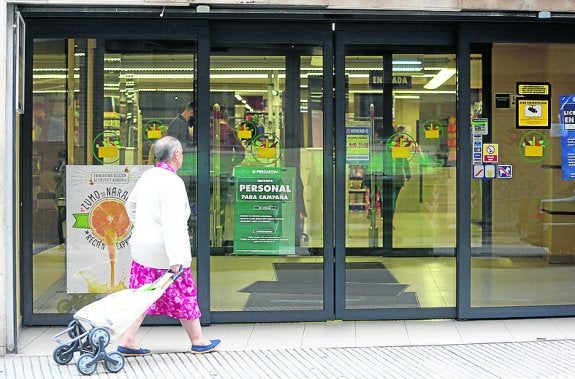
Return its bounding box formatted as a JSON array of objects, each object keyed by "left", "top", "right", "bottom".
[{"left": 52, "top": 268, "right": 184, "bottom": 375}]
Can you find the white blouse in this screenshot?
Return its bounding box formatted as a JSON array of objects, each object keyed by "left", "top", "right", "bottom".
[{"left": 125, "top": 167, "right": 192, "bottom": 269}]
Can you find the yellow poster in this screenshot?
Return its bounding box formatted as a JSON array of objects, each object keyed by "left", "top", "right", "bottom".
[
  {"left": 483, "top": 143, "right": 499, "bottom": 163},
  {"left": 517, "top": 83, "right": 550, "bottom": 96},
  {"left": 517, "top": 99, "right": 549, "bottom": 128}
]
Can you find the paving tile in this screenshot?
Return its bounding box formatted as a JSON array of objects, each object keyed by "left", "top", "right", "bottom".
[
  {"left": 503, "top": 318, "right": 565, "bottom": 341},
  {"left": 246, "top": 323, "right": 304, "bottom": 350},
  {"left": 405, "top": 320, "right": 464, "bottom": 345},
  {"left": 138, "top": 326, "right": 191, "bottom": 353},
  {"left": 355, "top": 320, "right": 410, "bottom": 346},
  {"left": 454, "top": 319, "right": 514, "bottom": 343},
  {"left": 301, "top": 321, "right": 356, "bottom": 348},
  {"left": 202, "top": 323, "right": 254, "bottom": 351},
  {"left": 550, "top": 317, "right": 575, "bottom": 339}
]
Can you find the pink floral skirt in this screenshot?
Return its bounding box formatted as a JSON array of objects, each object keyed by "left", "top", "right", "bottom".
[{"left": 129, "top": 260, "right": 201, "bottom": 320}]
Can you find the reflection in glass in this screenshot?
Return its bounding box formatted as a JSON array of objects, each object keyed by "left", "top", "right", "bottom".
[
  {"left": 31, "top": 39, "right": 197, "bottom": 313},
  {"left": 471, "top": 44, "right": 575, "bottom": 307},
  {"left": 32, "top": 39, "right": 69, "bottom": 312},
  {"left": 344, "top": 53, "right": 457, "bottom": 309},
  {"left": 209, "top": 48, "right": 325, "bottom": 312}
]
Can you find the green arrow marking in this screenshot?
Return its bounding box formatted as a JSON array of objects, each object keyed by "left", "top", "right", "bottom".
[{"left": 73, "top": 213, "right": 90, "bottom": 228}]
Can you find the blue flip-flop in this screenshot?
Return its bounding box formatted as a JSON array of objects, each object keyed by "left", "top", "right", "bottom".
[
  {"left": 117, "top": 345, "right": 151, "bottom": 356},
  {"left": 191, "top": 339, "right": 221, "bottom": 354}
]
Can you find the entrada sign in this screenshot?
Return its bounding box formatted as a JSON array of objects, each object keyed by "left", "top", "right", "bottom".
[{"left": 369, "top": 71, "right": 412, "bottom": 89}]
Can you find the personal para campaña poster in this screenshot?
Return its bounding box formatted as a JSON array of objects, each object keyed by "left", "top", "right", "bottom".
[
  {"left": 66, "top": 165, "right": 150, "bottom": 293},
  {"left": 233, "top": 166, "right": 296, "bottom": 255}
]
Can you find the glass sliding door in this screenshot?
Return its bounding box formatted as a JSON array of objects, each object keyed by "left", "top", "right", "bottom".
[
  {"left": 342, "top": 50, "right": 457, "bottom": 310},
  {"left": 209, "top": 46, "right": 325, "bottom": 312},
  {"left": 471, "top": 43, "right": 575, "bottom": 308},
  {"left": 31, "top": 39, "right": 69, "bottom": 313},
  {"left": 29, "top": 38, "right": 197, "bottom": 315}
]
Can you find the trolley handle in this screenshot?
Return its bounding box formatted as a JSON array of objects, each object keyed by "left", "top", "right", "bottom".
[{"left": 170, "top": 265, "right": 185, "bottom": 281}]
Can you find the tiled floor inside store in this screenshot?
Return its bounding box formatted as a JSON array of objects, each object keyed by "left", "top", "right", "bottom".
[{"left": 32, "top": 249, "right": 575, "bottom": 313}]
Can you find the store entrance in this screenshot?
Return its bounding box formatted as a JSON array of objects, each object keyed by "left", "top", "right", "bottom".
[
  {"left": 24, "top": 27, "right": 336, "bottom": 325},
  {"left": 25, "top": 24, "right": 462, "bottom": 324},
  {"left": 335, "top": 42, "right": 458, "bottom": 316},
  {"left": 206, "top": 43, "right": 331, "bottom": 317},
  {"left": 20, "top": 13, "right": 575, "bottom": 329}
]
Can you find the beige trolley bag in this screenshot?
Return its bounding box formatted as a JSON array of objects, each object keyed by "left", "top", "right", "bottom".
[{"left": 52, "top": 268, "right": 184, "bottom": 376}]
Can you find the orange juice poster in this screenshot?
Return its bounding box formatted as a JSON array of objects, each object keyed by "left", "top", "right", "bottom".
[{"left": 66, "top": 165, "right": 151, "bottom": 293}]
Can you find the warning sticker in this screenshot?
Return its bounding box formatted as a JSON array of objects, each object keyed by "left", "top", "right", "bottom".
[{"left": 497, "top": 164, "right": 512, "bottom": 179}]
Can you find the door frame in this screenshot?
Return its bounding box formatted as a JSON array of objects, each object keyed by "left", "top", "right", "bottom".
[
  {"left": 21, "top": 17, "right": 338, "bottom": 326},
  {"left": 206, "top": 22, "right": 335, "bottom": 323},
  {"left": 21, "top": 17, "right": 207, "bottom": 326},
  {"left": 22, "top": 12, "right": 575, "bottom": 326},
  {"left": 458, "top": 23, "right": 575, "bottom": 320},
  {"left": 334, "top": 23, "right": 464, "bottom": 320}
]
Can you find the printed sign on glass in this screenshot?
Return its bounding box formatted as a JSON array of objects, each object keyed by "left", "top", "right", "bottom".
[
  {"left": 66, "top": 165, "right": 151, "bottom": 293},
  {"left": 560, "top": 95, "right": 575, "bottom": 180}
]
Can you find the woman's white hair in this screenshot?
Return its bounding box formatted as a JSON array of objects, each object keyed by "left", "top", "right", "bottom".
[{"left": 154, "top": 136, "right": 181, "bottom": 163}]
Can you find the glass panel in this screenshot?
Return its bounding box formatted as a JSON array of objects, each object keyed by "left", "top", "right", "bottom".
[
  {"left": 31, "top": 39, "right": 197, "bottom": 313},
  {"left": 210, "top": 47, "right": 324, "bottom": 312},
  {"left": 32, "top": 39, "right": 68, "bottom": 312},
  {"left": 344, "top": 52, "right": 457, "bottom": 309},
  {"left": 471, "top": 43, "right": 575, "bottom": 307}
]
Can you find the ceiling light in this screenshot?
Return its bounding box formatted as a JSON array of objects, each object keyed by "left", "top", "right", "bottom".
[
  {"left": 211, "top": 74, "right": 284, "bottom": 79},
  {"left": 393, "top": 60, "right": 421, "bottom": 65},
  {"left": 349, "top": 90, "right": 455, "bottom": 94},
  {"left": 392, "top": 67, "right": 422, "bottom": 72},
  {"left": 138, "top": 88, "right": 194, "bottom": 92},
  {"left": 118, "top": 74, "right": 194, "bottom": 80},
  {"left": 424, "top": 68, "right": 456, "bottom": 89},
  {"left": 394, "top": 95, "right": 420, "bottom": 99}
]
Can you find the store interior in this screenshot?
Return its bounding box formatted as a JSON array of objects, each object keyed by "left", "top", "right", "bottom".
[{"left": 28, "top": 39, "right": 575, "bottom": 318}]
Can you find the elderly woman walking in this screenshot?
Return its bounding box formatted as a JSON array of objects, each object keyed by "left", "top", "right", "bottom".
[{"left": 117, "top": 136, "right": 221, "bottom": 356}]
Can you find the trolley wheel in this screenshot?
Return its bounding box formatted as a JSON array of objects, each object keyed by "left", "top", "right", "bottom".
[
  {"left": 76, "top": 353, "right": 97, "bottom": 376},
  {"left": 104, "top": 352, "right": 125, "bottom": 373},
  {"left": 89, "top": 327, "right": 110, "bottom": 347},
  {"left": 57, "top": 299, "right": 73, "bottom": 313},
  {"left": 53, "top": 344, "right": 75, "bottom": 365}
]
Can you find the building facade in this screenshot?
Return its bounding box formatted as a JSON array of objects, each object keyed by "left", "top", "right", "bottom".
[{"left": 3, "top": 0, "right": 575, "bottom": 354}]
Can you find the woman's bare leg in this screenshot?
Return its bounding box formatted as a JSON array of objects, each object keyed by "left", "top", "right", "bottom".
[
  {"left": 117, "top": 313, "right": 146, "bottom": 348},
  {"left": 180, "top": 318, "right": 211, "bottom": 346}
]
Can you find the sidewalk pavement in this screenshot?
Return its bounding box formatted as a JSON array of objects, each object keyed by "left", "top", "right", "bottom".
[{"left": 4, "top": 318, "right": 575, "bottom": 378}]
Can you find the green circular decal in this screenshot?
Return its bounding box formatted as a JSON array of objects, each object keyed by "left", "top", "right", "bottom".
[
  {"left": 92, "top": 131, "right": 122, "bottom": 164},
  {"left": 143, "top": 119, "right": 166, "bottom": 142},
  {"left": 386, "top": 132, "right": 417, "bottom": 161},
  {"left": 250, "top": 133, "right": 281, "bottom": 165},
  {"left": 519, "top": 131, "right": 547, "bottom": 163},
  {"left": 234, "top": 119, "right": 258, "bottom": 143},
  {"left": 422, "top": 120, "right": 443, "bottom": 139}
]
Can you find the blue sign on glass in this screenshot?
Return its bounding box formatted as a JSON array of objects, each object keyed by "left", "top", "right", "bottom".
[{"left": 560, "top": 95, "right": 575, "bottom": 180}]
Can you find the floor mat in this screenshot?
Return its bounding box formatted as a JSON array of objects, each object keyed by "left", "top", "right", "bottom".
[
  {"left": 242, "top": 261, "right": 419, "bottom": 310},
  {"left": 242, "top": 281, "right": 408, "bottom": 297}
]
